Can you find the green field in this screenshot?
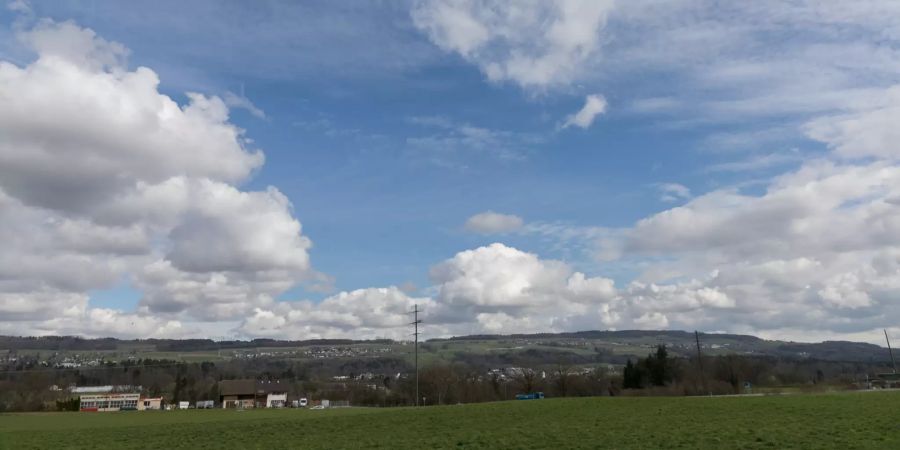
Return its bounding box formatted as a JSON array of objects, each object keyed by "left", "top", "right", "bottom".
[{"left": 1, "top": 391, "right": 898, "bottom": 449}]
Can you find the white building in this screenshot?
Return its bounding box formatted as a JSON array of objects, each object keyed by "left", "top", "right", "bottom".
[
  {"left": 79, "top": 393, "right": 140, "bottom": 412},
  {"left": 138, "top": 397, "right": 163, "bottom": 410},
  {"left": 266, "top": 392, "right": 287, "bottom": 408}
]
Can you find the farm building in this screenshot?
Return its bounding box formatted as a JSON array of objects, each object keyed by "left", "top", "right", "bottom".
[
  {"left": 219, "top": 379, "right": 288, "bottom": 408},
  {"left": 874, "top": 372, "right": 900, "bottom": 388}
]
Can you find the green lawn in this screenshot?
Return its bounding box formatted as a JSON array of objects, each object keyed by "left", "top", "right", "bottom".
[{"left": 1, "top": 391, "right": 898, "bottom": 449}]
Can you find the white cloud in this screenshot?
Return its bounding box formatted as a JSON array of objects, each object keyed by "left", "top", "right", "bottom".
[
  {"left": 656, "top": 183, "right": 691, "bottom": 203},
  {"left": 463, "top": 211, "right": 524, "bottom": 234},
  {"left": 7, "top": 0, "right": 30, "bottom": 14},
  {"left": 627, "top": 162, "right": 900, "bottom": 259},
  {"left": 562, "top": 94, "right": 607, "bottom": 129},
  {"left": 805, "top": 86, "right": 900, "bottom": 160},
  {"left": 427, "top": 243, "right": 617, "bottom": 333},
  {"left": 0, "top": 20, "right": 316, "bottom": 336},
  {"left": 412, "top": 0, "right": 615, "bottom": 89},
  {"left": 599, "top": 159, "right": 900, "bottom": 336},
  {"left": 238, "top": 287, "right": 432, "bottom": 340},
  {"left": 222, "top": 90, "right": 266, "bottom": 119},
  {"left": 0, "top": 22, "right": 264, "bottom": 214},
  {"left": 240, "top": 243, "right": 619, "bottom": 339},
  {"left": 0, "top": 307, "right": 188, "bottom": 339}
]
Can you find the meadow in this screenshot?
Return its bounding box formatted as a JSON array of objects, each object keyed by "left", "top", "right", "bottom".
[{"left": 1, "top": 391, "right": 898, "bottom": 449}]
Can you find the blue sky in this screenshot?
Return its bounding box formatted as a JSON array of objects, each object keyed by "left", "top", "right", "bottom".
[
  {"left": 2, "top": 1, "right": 899, "bottom": 342},
  {"left": 4, "top": 1, "right": 774, "bottom": 289}
]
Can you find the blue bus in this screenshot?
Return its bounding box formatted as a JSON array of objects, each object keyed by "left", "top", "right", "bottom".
[{"left": 515, "top": 392, "right": 544, "bottom": 400}]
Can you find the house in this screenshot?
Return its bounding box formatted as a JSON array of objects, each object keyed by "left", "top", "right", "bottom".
[
  {"left": 138, "top": 397, "right": 163, "bottom": 410},
  {"left": 262, "top": 380, "right": 287, "bottom": 408},
  {"left": 219, "top": 379, "right": 288, "bottom": 408}
]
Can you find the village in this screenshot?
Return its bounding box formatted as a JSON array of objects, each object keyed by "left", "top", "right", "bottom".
[
  {"left": 59, "top": 363, "right": 570, "bottom": 413},
  {"left": 69, "top": 381, "right": 328, "bottom": 412}
]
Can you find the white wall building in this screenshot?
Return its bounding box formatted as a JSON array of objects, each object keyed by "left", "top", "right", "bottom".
[
  {"left": 266, "top": 392, "right": 287, "bottom": 408},
  {"left": 79, "top": 393, "right": 140, "bottom": 412}
]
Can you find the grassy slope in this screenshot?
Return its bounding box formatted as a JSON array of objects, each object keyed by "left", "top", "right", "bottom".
[{"left": 1, "top": 391, "right": 898, "bottom": 449}]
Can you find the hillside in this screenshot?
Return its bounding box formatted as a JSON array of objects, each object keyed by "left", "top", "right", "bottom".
[{"left": 0, "top": 330, "right": 893, "bottom": 364}]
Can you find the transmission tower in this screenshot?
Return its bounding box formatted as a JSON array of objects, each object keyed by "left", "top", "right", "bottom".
[
  {"left": 409, "top": 305, "right": 422, "bottom": 406},
  {"left": 885, "top": 329, "right": 897, "bottom": 373}
]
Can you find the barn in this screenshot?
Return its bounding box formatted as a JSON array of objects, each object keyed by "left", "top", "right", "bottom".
[{"left": 219, "top": 380, "right": 288, "bottom": 408}]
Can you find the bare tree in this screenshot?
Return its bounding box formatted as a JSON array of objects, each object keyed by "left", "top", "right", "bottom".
[{"left": 513, "top": 368, "right": 539, "bottom": 394}]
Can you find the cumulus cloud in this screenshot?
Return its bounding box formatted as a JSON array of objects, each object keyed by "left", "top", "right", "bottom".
[
  {"left": 240, "top": 244, "right": 620, "bottom": 339},
  {"left": 411, "top": 0, "right": 615, "bottom": 89},
  {"left": 236, "top": 243, "right": 749, "bottom": 339},
  {"left": 463, "top": 211, "right": 524, "bottom": 234},
  {"left": 239, "top": 287, "right": 432, "bottom": 340},
  {"left": 0, "top": 23, "right": 265, "bottom": 213},
  {"left": 0, "top": 20, "right": 315, "bottom": 336},
  {"left": 562, "top": 94, "right": 607, "bottom": 129},
  {"left": 0, "top": 306, "right": 188, "bottom": 340},
  {"left": 594, "top": 159, "right": 900, "bottom": 337}
]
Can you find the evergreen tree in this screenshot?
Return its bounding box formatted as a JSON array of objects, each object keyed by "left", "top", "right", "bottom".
[
  {"left": 647, "top": 344, "right": 673, "bottom": 387},
  {"left": 623, "top": 359, "right": 642, "bottom": 389}
]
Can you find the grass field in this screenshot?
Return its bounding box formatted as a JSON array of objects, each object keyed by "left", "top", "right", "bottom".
[{"left": 1, "top": 391, "right": 898, "bottom": 449}]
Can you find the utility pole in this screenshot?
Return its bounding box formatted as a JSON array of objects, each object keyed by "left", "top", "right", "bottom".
[
  {"left": 885, "top": 329, "right": 897, "bottom": 373},
  {"left": 409, "top": 305, "right": 422, "bottom": 406},
  {"left": 695, "top": 330, "right": 708, "bottom": 395}
]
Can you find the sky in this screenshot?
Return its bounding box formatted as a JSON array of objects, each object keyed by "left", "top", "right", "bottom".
[{"left": 2, "top": 0, "right": 900, "bottom": 343}]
